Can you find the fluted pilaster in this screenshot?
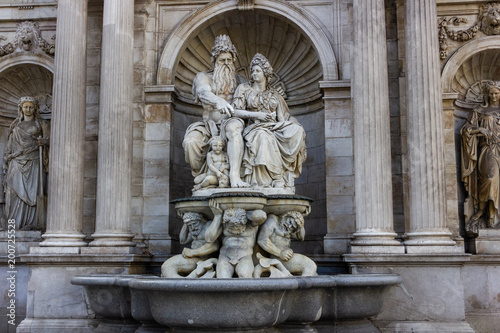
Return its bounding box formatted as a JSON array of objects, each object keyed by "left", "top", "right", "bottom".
[
  {"left": 90, "top": 0, "right": 135, "bottom": 247},
  {"left": 40, "top": 0, "right": 88, "bottom": 247},
  {"left": 350, "top": 0, "right": 403, "bottom": 253},
  {"left": 403, "top": 0, "right": 455, "bottom": 251}
]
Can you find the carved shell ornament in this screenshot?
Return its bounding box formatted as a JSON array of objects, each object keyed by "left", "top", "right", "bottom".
[
  {"left": 173, "top": 11, "right": 322, "bottom": 115},
  {"left": 439, "top": 2, "right": 500, "bottom": 59}
]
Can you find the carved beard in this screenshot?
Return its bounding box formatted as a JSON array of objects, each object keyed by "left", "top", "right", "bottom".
[
  {"left": 225, "top": 222, "right": 246, "bottom": 235},
  {"left": 213, "top": 62, "right": 237, "bottom": 96}
]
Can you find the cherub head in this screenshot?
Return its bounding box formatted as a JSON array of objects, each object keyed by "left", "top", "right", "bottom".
[{"left": 209, "top": 136, "right": 225, "bottom": 154}]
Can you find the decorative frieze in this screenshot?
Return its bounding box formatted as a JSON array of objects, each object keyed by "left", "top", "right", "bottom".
[{"left": 439, "top": 3, "right": 500, "bottom": 59}]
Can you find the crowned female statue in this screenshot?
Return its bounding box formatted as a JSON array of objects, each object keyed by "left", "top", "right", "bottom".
[{"left": 3, "top": 96, "right": 50, "bottom": 230}]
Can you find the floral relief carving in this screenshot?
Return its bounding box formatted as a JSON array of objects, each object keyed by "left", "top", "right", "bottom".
[{"left": 439, "top": 3, "right": 500, "bottom": 60}]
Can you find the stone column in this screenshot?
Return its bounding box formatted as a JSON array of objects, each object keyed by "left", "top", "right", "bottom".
[
  {"left": 403, "top": 0, "right": 456, "bottom": 252},
  {"left": 350, "top": 0, "right": 403, "bottom": 253},
  {"left": 39, "top": 0, "right": 88, "bottom": 247},
  {"left": 89, "top": 0, "right": 135, "bottom": 247}
]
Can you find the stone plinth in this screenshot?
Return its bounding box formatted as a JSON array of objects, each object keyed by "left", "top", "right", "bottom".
[
  {"left": 463, "top": 255, "right": 500, "bottom": 333},
  {"left": 16, "top": 253, "right": 151, "bottom": 332},
  {"left": 344, "top": 254, "right": 474, "bottom": 332},
  {"left": 475, "top": 229, "right": 500, "bottom": 254}
]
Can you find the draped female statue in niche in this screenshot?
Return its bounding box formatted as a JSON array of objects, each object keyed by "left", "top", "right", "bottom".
[
  {"left": 3, "top": 96, "right": 50, "bottom": 230},
  {"left": 231, "top": 53, "right": 307, "bottom": 189},
  {"left": 461, "top": 80, "right": 500, "bottom": 236}
]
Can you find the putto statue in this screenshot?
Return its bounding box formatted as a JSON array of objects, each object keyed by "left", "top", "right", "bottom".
[
  {"left": 461, "top": 80, "right": 500, "bottom": 236},
  {"left": 184, "top": 35, "right": 306, "bottom": 193},
  {"left": 3, "top": 96, "right": 50, "bottom": 230}
]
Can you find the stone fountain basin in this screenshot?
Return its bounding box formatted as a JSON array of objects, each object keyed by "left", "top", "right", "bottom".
[
  {"left": 128, "top": 274, "right": 402, "bottom": 330},
  {"left": 71, "top": 274, "right": 158, "bottom": 323}
]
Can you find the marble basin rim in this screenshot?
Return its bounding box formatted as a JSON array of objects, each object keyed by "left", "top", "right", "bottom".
[
  {"left": 171, "top": 193, "right": 314, "bottom": 219},
  {"left": 127, "top": 274, "right": 402, "bottom": 330},
  {"left": 70, "top": 274, "right": 152, "bottom": 321}
]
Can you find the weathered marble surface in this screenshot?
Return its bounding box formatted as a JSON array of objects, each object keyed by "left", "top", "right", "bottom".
[
  {"left": 3, "top": 96, "right": 49, "bottom": 231},
  {"left": 167, "top": 194, "right": 315, "bottom": 279},
  {"left": 183, "top": 36, "right": 306, "bottom": 194},
  {"left": 461, "top": 81, "right": 500, "bottom": 237}
]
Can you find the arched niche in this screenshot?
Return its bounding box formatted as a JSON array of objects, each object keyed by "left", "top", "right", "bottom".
[
  {"left": 441, "top": 38, "right": 500, "bottom": 249},
  {"left": 162, "top": 2, "right": 330, "bottom": 253},
  {"left": 442, "top": 36, "right": 500, "bottom": 94},
  {"left": 0, "top": 53, "right": 54, "bottom": 126},
  {"left": 0, "top": 58, "right": 53, "bottom": 205},
  {"left": 158, "top": 0, "right": 337, "bottom": 85}
]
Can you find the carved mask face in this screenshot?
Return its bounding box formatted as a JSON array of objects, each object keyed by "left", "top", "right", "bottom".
[{"left": 19, "top": 28, "right": 34, "bottom": 50}]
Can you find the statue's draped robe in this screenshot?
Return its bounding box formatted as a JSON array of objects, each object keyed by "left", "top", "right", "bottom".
[
  {"left": 232, "top": 83, "right": 306, "bottom": 188},
  {"left": 461, "top": 107, "right": 500, "bottom": 226},
  {"left": 183, "top": 71, "right": 245, "bottom": 178},
  {"left": 4, "top": 120, "right": 49, "bottom": 229}
]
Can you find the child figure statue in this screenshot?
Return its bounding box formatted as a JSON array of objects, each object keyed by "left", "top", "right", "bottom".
[{"left": 193, "top": 136, "right": 230, "bottom": 191}]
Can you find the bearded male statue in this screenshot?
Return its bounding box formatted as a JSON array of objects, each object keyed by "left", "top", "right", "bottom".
[{"left": 183, "top": 35, "right": 249, "bottom": 188}]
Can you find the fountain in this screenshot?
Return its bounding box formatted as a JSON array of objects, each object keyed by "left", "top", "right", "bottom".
[{"left": 71, "top": 36, "right": 401, "bottom": 333}]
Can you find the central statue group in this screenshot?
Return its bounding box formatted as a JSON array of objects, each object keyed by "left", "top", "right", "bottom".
[
  {"left": 161, "top": 36, "right": 315, "bottom": 279},
  {"left": 183, "top": 35, "right": 307, "bottom": 192}
]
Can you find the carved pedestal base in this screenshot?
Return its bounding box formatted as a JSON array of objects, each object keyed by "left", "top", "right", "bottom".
[{"left": 475, "top": 229, "right": 500, "bottom": 254}]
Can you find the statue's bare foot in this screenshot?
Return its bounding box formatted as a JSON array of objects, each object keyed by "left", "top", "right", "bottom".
[
  {"left": 470, "top": 209, "right": 484, "bottom": 221},
  {"left": 230, "top": 176, "right": 250, "bottom": 188}
]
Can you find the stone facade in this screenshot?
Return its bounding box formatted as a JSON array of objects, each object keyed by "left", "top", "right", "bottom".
[{"left": 0, "top": 0, "right": 498, "bottom": 332}]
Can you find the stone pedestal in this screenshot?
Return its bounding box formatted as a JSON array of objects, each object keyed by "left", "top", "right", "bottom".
[
  {"left": 39, "top": 0, "right": 88, "bottom": 248},
  {"left": 0, "top": 231, "right": 42, "bottom": 255},
  {"left": 350, "top": 0, "right": 403, "bottom": 254},
  {"left": 475, "top": 229, "right": 500, "bottom": 254},
  {"left": 402, "top": 0, "right": 456, "bottom": 253},
  {"left": 344, "top": 254, "right": 474, "bottom": 332},
  {"left": 90, "top": 0, "right": 135, "bottom": 247},
  {"left": 463, "top": 255, "right": 500, "bottom": 333},
  {"left": 16, "top": 253, "right": 151, "bottom": 332}
]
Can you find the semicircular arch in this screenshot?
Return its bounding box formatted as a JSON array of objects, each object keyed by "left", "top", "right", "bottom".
[
  {"left": 157, "top": 0, "right": 338, "bottom": 85},
  {"left": 0, "top": 52, "right": 54, "bottom": 74},
  {"left": 442, "top": 36, "right": 500, "bottom": 93}
]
